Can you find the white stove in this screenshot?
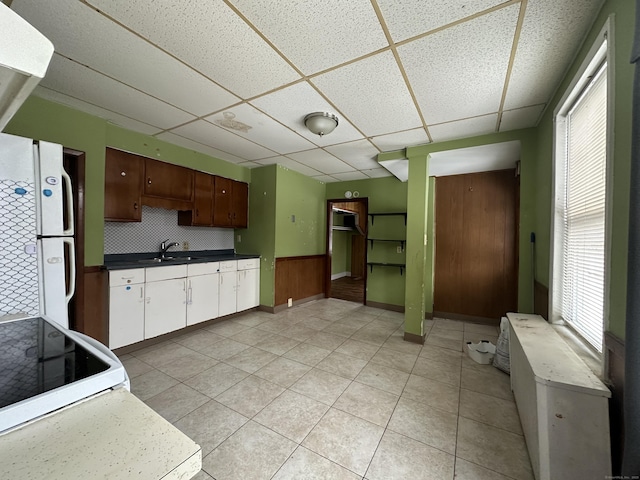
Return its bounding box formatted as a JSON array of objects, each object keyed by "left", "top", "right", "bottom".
[{"left": 0, "top": 315, "right": 128, "bottom": 434}]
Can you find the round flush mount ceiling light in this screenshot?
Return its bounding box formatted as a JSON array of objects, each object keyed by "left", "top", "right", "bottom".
[{"left": 304, "top": 112, "right": 339, "bottom": 137}]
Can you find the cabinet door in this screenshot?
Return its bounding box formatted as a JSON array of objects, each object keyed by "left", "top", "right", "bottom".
[
  {"left": 236, "top": 268, "right": 259, "bottom": 312},
  {"left": 104, "top": 148, "right": 143, "bottom": 222},
  {"left": 144, "top": 158, "right": 194, "bottom": 203},
  {"left": 109, "top": 284, "right": 145, "bottom": 349},
  {"left": 187, "top": 273, "right": 219, "bottom": 325},
  {"left": 213, "top": 176, "right": 233, "bottom": 227},
  {"left": 192, "top": 172, "right": 214, "bottom": 226},
  {"left": 231, "top": 180, "right": 248, "bottom": 228},
  {"left": 218, "top": 271, "right": 237, "bottom": 316},
  {"left": 145, "top": 278, "right": 187, "bottom": 339}
]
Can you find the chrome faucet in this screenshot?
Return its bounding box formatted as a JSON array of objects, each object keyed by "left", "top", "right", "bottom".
[{"left": 159, "top": 239, "right": 180, "bottom": 259}]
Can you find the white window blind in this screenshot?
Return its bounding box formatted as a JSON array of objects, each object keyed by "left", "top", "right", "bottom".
[{"left": 561, "top": 62, "right": 607, "bottom": 351}]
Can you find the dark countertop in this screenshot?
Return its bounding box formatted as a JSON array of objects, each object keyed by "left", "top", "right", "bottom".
[{"left": 103, "top": 249, "right": 260, "bottom": 270}]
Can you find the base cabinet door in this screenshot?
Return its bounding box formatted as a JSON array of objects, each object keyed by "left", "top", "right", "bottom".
[
  {"left": 187, "top": 273, "right": 219, "bottom": 325},
  {"left": 145, "top": 278, "right": 187, "bottom": 339},
  {"left": 237, "top": 268, "right": 259, "bottom": 311},
  {"left": 109, "top": 284, "right": 145, "bottom": 349},
  {"left": 218, "top": 271, "right": 237, "bottom": 317}
]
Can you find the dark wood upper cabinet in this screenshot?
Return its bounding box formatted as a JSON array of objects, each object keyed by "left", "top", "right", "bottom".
[
  {"left": 104, "top": 148, "right": 143, "bottom": 222},
  {"left": 231, "top": 180, "right": 248, "bottom": 228},
  {"left": 178, "top": 171, "right": 214, "bottom": 226},
  {"left": 213, "top": 176, "right": 233, "bottom": 227},
  {"left": 143, "top": 158, "right": 194, "bottom": 210}
]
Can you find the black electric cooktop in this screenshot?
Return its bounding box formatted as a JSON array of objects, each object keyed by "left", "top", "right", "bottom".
[{"left": 0, "top": 317, "right": 110, "bottom": 409}]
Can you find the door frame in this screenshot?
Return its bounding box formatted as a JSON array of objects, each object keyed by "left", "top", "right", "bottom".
[
  {"left": 325, "top": 197, "right": 368, "bottom": 303},
  {"left": 63, "top": 148, "right": 85, "bottom": 332}
]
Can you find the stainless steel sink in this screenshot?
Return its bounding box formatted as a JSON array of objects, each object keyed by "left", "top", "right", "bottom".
[{"left": 135, "top": 256, "right": 193, "bottom": 264}]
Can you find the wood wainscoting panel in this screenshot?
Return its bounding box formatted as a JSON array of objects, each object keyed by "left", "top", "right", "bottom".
[
  {"left": 79, "top": 267, "right": 108, "bottom": 344},
  {"left": 275, "top": 255, "right": 326, "bottom": 307},
  {"left": 604, "top": 332, "right": 625, "bottom": 475},
  {"left": 534, "top": 280, "right": 549, "bottom": 320}
]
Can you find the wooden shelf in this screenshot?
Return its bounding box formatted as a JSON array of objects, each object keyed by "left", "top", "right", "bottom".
[
  {"left": 368, "top": 238, "right": 405, "bottom": 250},
  {"left": 367, "top": 262, "right": 406, "bottom": 275},
  {"left": 368, "top": 212, "right": 406, "bottom": 225}
]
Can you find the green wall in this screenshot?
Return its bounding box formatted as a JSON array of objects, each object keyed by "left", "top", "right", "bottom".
[
  {"left": 331, "top": 229, "right": 350, "bottom": 275},
  {"left": 236, "top": 165, "right": 277, "bottom": 307},
  {"left": 274, "top": 166, "right": 326, "bottom": 257},
  {"left": 326, "top": 177, "right": 408, "bottom": 307},
  {"left": 534, "top": 0, "right": 634, "bottom": 339},
  {"left": 5, "top": 96, "right": 250, "bottom": 266}
]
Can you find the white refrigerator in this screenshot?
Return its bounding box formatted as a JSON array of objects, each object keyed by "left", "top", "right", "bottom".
[{"left": 0, "top": 132, "right": 75, "bottom": 328}]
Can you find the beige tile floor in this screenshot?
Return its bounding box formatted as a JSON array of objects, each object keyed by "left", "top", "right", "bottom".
[{"left": 119, "top": 299, "right": 533, "bottom": 480}]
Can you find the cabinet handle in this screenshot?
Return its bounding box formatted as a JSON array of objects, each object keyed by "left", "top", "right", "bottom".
[
  {"left": 121, "top": 171, "right": 126, "bottom": 177},
  {"left": 147, "top": 177, "right": 152, "bottom": 185},
  {"left": 140, "top": 287, "right": 143, "bottom": 299},
  {"left": 195, "top": 208, "right": 199, "bottom": 217},
  {"left": 133, "top": 202, "right": 138, "bottom": 210}
]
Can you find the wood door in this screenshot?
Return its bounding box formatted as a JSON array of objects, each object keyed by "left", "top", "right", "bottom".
[
  {"left": 104, "top": 148, "right": 143, "bottom": 222},
  {"left": 213, "top": 176, "right": 233, "bottom": 227},
  {"left": 434, "top": 169, "right": 518, "bottom": 322},
  {"left": 231, "top": 180, "right": 248, "bottom": 227},
  {"left": 144, "top": 158, "right": 194, "bottom": 203},
  {"left": 351, "top": 234, "right": 366, "bottom": 279}
]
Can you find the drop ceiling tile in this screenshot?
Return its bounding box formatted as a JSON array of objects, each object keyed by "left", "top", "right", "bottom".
[
  {"left": 288, "top": 149, "right": 355, "bottom": 175},
  {"left": 331, "top": 171, "right": 370, "bottom": 182},
  {"left": 429, "top": 114, "right": 498, "bottom": 143},
  {"left": 229, "top": 0, "right": 387, "bottom": 74},
  {"left": 325, "top": 140, "right": 380, "bottom": 170},
  {"left": 205, "top": 104, "right": 315, "bottom": 154},
  {"left": 363, "top": 168, "right": 393, "bottom": 178},
  {"left": 399, "top": 4, "right": 519, "bottom": 125},
  {"left": 378, "top": 0, "right": 503, "bottom": 43},
  {"left": 254, "top": 156, "right": 322, "bottom": 177},
  {"left": 86, "top": 0, "right": 300, "bottom": 99},
  {"left": 499, "top": 105, "right": 546, "bottom": 132},
  {"left": 312, "top": 51, "right": 422, "bottom": 137},
  {"left": 504, "top": 0, "right": 605, "bottom": 109},
  {"left": 250, "top": 82, "right": 364, "bottom": 146},
  {"left": 33, "top": 86, "right": 161, "bottom": 136},
  {"left": 155, "top": 131, "right": 247, "bottom": 164},
  {"left": 40, "top": 55, "right": 195, "bottom": 130},
  {"left": 237, "top": 161, "right": 263, "bottom": 169},
  {"left": 311, "top": 175, "right": 337, "bottom": 183},
  {"left": 12, "top": 0, "right": 240, "bottom": 117},
  {"left": 171, "top": 120, "right": 276, "bottom": 161},
  {"left": 370, "top": 128, "right": 429, "bottom": 152}
]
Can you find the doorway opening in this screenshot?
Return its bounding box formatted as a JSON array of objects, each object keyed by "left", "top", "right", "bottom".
[{"left": 325, "top": 198, "right": 368, "bottom": 304}]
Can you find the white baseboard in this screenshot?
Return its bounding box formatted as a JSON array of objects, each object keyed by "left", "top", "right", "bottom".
[{"left": 331, "top": 271, "right": 351, "bottom": 280}]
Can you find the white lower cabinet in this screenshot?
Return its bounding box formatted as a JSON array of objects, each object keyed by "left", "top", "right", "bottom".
[
  {"left": 108, "top": 269, "right": 145, "bottom": 349},
  {"left": 145, "top": 278, "right": 188, "bottom": 339},
  {"left": 237, "top": 258, "right": 260, "bottom": 311},
  {"left": 108, "top": 258, "right": 260, "bottom": 348},
  {"left": 144, "top": 265, "right": 188, "bottom": 339},
  {"left": 218, "top": 271, "right": 237, "bottom": 317},
  {"left": 187, "top": 262, "right": 219, "bottom": 326}
]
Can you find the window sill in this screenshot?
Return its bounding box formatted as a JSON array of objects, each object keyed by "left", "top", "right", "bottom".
[{"left": 550, "top": 322, "right": 604, "bottom": 380}]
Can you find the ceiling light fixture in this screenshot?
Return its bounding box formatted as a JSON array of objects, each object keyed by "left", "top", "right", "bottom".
[{"left": 304, "top": 112, "right": 339, "bottom": 137}]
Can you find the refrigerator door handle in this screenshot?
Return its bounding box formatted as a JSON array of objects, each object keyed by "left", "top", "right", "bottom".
[
  {"left": 63, "top": 237, "right": 76, "bottom": 305},
  {"left": 61, "top": 167, "right": 75, "bottom": 236}
]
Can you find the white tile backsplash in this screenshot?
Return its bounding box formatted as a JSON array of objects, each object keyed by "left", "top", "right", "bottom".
[{"left": 104, "top": 206, "right": 234, "bottom": 254}]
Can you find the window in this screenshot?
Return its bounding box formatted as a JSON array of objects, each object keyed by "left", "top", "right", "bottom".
[{"left": 551, "top": 28, "right": 610, "bottom": 353}]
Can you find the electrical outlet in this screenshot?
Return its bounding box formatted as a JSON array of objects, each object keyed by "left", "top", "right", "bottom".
[
  {"left": 237, "top": 234, "right": 241, "bottom": 242},
  {"left": 397, "top": 245, "right": 403, "bottom": 253},
  {"left": 183, "top": 241, "right": 189, "bottom": 251},
  {"left": 287, "top": 298, "right": 293, "bottom": 307},
  {"left": 291, "top": 215, "right": 296, "bottom": 223}
]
